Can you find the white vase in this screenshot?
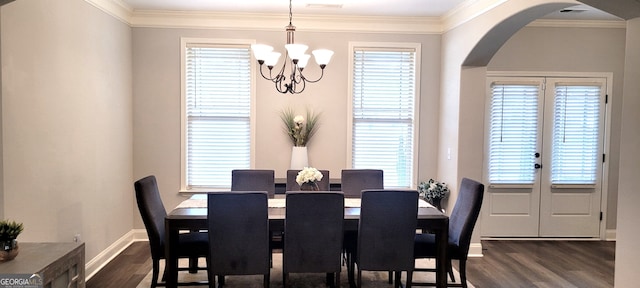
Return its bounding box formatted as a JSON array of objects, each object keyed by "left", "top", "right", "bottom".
[{"left": 290, "top": 146, "right": 309, "bottom": 169}]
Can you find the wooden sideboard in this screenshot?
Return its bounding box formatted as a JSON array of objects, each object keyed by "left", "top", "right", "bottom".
[{"left": 0, "top": 242, "right": 85, "bottom": 288}]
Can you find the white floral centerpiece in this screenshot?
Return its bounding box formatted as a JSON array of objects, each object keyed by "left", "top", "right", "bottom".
[
  {"left": 280, "top": 108, "right": 320, "bottom": 147},
  {"left": 296, "top": 167, "right": 324, "bottom": 191},
  {"left": 418, "top": 179, "right": 449, "bottom": 210}
]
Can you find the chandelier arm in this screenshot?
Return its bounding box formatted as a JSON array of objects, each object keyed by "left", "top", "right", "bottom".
[
  {"left": 258, "top": 64, "right": 278, "bottom": 81},
  {"left": 299, "top": 68, "right": 325, "bottom": 83},
  {"left": 294, "top": 78, "right": 306, "bottom": 94},
  {"left": 291, "top": 66, "right": 303, "bottom": 85},
  {"left": 275, "top": 74, "right": 289, "bottom": 94}
]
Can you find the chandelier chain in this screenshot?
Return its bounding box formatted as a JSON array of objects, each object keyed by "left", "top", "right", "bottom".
[{"left": 289, "top": 0, "right": 293, "bottom": 25}]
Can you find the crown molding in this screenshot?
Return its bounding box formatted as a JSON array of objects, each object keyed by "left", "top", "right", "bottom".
[
  {"left": 130, "top": 10, "right": 443, "bottom": 34},
  {"left": 84, "top": 0, "right": 132, "bottom": 24},
  {"left": 87, "top": 0, "right": 626, "bottom": 34},
  {"left": 442, "top": 0, "right": 510, "bottom": 31}
]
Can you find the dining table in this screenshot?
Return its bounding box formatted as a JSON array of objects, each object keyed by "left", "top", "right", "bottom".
[{"left": 164, "top": 194, "right": 449, "bottom": 288}]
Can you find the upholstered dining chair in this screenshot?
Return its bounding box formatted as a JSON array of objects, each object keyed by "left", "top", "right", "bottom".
[
  {"left": 347, "top": 189, "right": 418, "bottom": 288},
  {"left": 410, "top": 177, "right": 484, "bottom": 288},
  {"left": 341, "top": 169, "right": 386, "bottom": 283},
  {"left": 231, "top": 169, "right": 275, "bottom": 198},
  {"left": 283, "top": 191, "right": 345, "bottom": 288},
  {"left": 340, "top": 169, "right": 383, "bottom": 198},
  {"left": 231, "top": 169, "right": 279, "bottom": 260},
  {"left": 286, "top": 169, "right": 330, "bottom": 191},
  {"left": 134, "top": 175, "right": 209, "bottom": 288},
  {"left": 207, "top": 191, "right": 271, "bottom": 288}
]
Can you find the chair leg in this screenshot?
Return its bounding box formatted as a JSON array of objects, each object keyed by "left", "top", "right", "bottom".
[
  {"left": 151, "top": 259, "right": 160, "bottom": 288},
  {"left": 207, "top": 274, "right": 215, "bottom": 288},
  {"left": 347, "top": 255, "right": 356, "bottom": 288},
  {"left": 206, "top": 257, "right": 214, "bottom": 288},
  {"left": 357, "top": 269, "right": 362, "bottom": 288},
  {"left": 448, "top": 258, "right": 456, "bottom": 282},
  {"left": 189, "top": 256, "right": 199, "bottom": 273},
  {"left": 394, "top": 271, "right": 401, "bottom": 288},
  {"left": 283, "top": 272, "right": 288, "bottom": 288},
  {"left": 335, "top": 272, "right": 341, "bottom": 288},
  {"left": 264, "top": 272, "right": 270, "bottom": 288},
  {"left": 326, "top": 273, "right": 333, "bottom": 287},
  {"left": 459, "top": 260, "right": 468, "bottom": 288},
  {"left": 406, "top": 270, "right": 413, "bottom": 288},
  {"left": 388, "top": 271, "right": 393, "bottom": 284}
]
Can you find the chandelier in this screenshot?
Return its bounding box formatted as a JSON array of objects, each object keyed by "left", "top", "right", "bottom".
[{"left": 251, "top": 0, "right": 334, "bottom": 94}]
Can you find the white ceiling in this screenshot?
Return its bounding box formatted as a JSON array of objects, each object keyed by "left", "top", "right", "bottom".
[{"left": 120, "top": 0, "right": 621, "bottom": 20}]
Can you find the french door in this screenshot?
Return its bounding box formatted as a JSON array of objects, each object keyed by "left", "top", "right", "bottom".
[{"left": 482, "top": 76, "right": 607, "bottom": 237}]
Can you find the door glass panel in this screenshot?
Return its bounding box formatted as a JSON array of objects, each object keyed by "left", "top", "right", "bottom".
[
  {"left": 551, "top": 84, "right": 601, "bottom": 184},
  {"left": 488, "top": 83, "right": 540, "bottom": 184}
]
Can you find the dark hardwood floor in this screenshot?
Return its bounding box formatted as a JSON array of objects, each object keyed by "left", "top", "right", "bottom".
[
  {"left": 87, "top": 240, "right": 615, "bottom": 288},
  {"left": 462, "top": 240, "right": 615, "bottom": 288},
  {"left": 87, "top": 241, "right": 153, "bottom": 288}
]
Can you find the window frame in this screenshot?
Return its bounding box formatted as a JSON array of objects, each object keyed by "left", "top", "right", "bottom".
[
  {"left": 180, "top": 38, "right": 257, "bottom": 192},
  {"left": 347, "top": 42, "right": 421, "bottom": 189}
]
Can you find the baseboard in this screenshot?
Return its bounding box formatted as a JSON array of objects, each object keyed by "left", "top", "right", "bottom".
[
  {"left": 605, "top": 229, "right": 616, "bottom": 241},
  {"left": 85, "top": 229, "right": 149, "bottom": 280},
  {"left": 468, "top": 242, "right": 483, "bottom": 257}
]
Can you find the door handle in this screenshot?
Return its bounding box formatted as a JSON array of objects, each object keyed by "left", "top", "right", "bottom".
[{"left": 534, "top": 163, "right": 542, "bottom": 169}]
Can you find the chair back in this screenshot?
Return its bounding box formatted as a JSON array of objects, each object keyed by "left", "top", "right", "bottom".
[
  {"left": 208, "top": 191, "right": 270, "bottom": 275},
  {"left": 286, "top": 169, "right": 330, "bottom": 191},
  {"left": 231, "top": 169, "right": 275, "bottom": 198},
  {"left": 283, "top": 191, "right": 344, "bottom": 273},
  {"left": 340, "top": 169, "right": 383, "bottom": 198},
  {"left": 134, "top": 175, "right": 166, "bottom": 260},
  {"left": 449, "top": 177, "right": 485, "bottom": 258},
  {"left": 357, "top": 189, "right": 418, "bottom": 271}
]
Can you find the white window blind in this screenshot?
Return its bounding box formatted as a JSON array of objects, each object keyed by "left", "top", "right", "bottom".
[
  {"left": 551, "top": 84, "right": 601, "bottom": 184},
  {"left": 488, "top": 83, "right": 540, "bottom": 184},
  {"left": 184, "top": 44, "right": 252, "bottom": 189},
  {"left": 351, "top": 48, "right": 417, "bottom": 188}
]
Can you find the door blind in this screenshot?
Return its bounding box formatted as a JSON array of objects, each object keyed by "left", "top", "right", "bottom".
[
  {"left": 550, "top": 84, "right": 601, "bottom": 184},
  {"left": 352, "top": 48, "right": 416, "bottom": 188},
  {"left": 488, "top": 83, "right": 540, "bottom": 184},
  {"left": 185, "top": 45, "right": 251, "bottom": 189}
]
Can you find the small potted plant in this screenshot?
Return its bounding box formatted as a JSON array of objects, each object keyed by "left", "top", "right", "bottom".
[
  {"left": 0, "top": 219, "right": 23, "bottom": 261},
  {"left": 418, "top": 179, "right": 449, "bottom": 211}
]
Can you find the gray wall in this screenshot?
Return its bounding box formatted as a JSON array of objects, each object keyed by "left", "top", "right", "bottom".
[
  {"left": 487, "top": 26, "right": 627, "bottom": 230},
  {"left": 1, "top": 0, "right": 133, "bottom": 261},
  {"left": 132, "top": 27, "right": 442, "bottom": 227}
]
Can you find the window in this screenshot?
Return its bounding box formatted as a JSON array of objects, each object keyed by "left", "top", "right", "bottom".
[
  {"left": 348, "top": 43, "right": 420, "bottom": 188},
  {"left": 487, "top": 81, "right": 542, "bottom": 184},
  {"left": 181, "top": 38, "right": 255, "bottom": 191},
  {"left": 551, "top": 84, "right": 601, "bottom": 184}
]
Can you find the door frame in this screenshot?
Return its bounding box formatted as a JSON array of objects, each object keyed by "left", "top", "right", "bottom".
[{"left": 483, "top": 71, "right": 613, "bottom": 240}]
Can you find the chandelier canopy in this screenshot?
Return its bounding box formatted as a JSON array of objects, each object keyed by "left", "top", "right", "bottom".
[{"left": 251, "top": 0, "right": 334, "bottom": 94}]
